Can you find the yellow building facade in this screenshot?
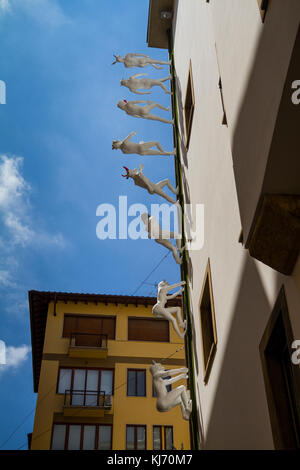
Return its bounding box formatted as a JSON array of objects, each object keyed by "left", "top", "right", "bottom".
[{"left": 29, "top": 291, "right": 190, "bottom": 450}]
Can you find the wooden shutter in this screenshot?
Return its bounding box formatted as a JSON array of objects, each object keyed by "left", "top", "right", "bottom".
[
  {"left": 63, "top": 315, "right": 116, "bottom": 346},
  {"left": 128, "top": 318, "right": 169, "bottom": 342},
  {"left": 63, "top": 316, "right": 78, "bottom": 338},
  {"left": 102, "top": 317, "right": 116, "bottom": 340}
]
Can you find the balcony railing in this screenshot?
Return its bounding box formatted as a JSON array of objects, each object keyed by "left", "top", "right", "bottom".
[
  {"left": 64, "top": 389, "right": 112, "bottom": 409},
  {"left": 69, "top": 332, "right": 108, "bottom": 349}
]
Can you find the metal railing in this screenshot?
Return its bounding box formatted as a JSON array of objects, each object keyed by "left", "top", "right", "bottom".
[
  {"left": 69, "top": 332, "right": 108, "bottom": 349},
  {"left": 64, "top": 389, "right": 112, "bottom": 408}
]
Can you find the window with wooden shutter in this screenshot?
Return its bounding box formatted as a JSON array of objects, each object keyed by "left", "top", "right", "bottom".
[
  {"left": 128, "top": 318, "right": 169, "bottom": 342},
  {"left": 63, "top": 315, "right": 116, "bottom": 346}
]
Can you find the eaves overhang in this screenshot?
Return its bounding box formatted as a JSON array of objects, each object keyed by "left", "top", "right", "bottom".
[{"left": 147, "top": 0, "right": 175, "bottom": 49}]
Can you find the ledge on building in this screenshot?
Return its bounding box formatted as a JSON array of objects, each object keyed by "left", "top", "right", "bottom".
[
  {"left": 246, "top": 194, "right": 300, "bottom": 275},
  {"left": 147, "top": 0, "right": 174, "bottom": 49}
]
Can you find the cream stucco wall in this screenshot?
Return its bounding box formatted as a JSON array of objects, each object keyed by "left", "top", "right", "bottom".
[{"left": 172, "top": 0, "right": 300, "bottom": 450}]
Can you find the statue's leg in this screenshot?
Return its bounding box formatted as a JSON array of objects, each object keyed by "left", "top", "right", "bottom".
[
  {"left": 145, "top": 103, "right": 169, "bottom": 113},
  {"left": 155, "top": 239, "right": 182, "bottom": 265},
  {"left": 168, "top": 307, "right": 185, "bottom": 333},
  {"left": 166, "top": 387, "right": 185, "bottom": 408},
  {"left": 169, "top": 313, "right": 185, "bottom": 338},
  {"left": 173, "top": 307, "right": 185, "bottom": 329},
  {"left": 153, "top": 142, "right": 175, "bottom": 155},
  {"left": 145, "top": 114, "right": 174, "bottom": 125},
  {"left": 160, "top": 76, "right": 172, "bottom": 82},
  {"left": 180, "top": 388, "right": 192, "bottom": 411},
  {"left": 151, "top": 64, "right": 163, "bottom": 70},
  {"left": 156, "top": 179, "right": 178, "bottom": 195},
  {"left": 140, "top": 142, "right": 174, "bottom": 155},
  {"left": 154, "top": 185, "right": 176, "bottom": 204},
  {"left": 158, "top": 82, "right": 172, "bottom": 95}
]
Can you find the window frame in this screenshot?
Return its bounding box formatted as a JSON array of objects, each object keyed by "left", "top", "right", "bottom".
[
  {"left": 56, "top": 366, "right": 114, "bottom": 397},
  {"left": 51, "top": 423, "right": 113, "bottom": 450},
  {"left": 127, "top": 369, "right": 146, "bottom": 397},
  {"left": 164, "top": 426, "right": 174, "bottom": 450},
  {"left": 199, "top": 259, "right": 217, "bottom": 384},
  {"left": 126, "top": 425, "right": 147, "bottom": 450},
  {"left": 184, "top": 60, "right": 195, "bottom": 149},
  {"left": 152, "top": 425, "right": 174, "bottom": 450}
]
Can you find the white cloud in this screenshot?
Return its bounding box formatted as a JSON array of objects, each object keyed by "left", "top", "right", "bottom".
[
  {"left": 0, "top": 344, "right": 31, "bottom": 375},
  {"left": 0, "top": 155, "right": 29, "bottom": 210},
  {"left": 0, "top": 0, "right": 10, "bottom": 13},
  {"left": 0, "top": 155, "right": 65, "bottom": 248},
  {"left": 19, "top": 0, "right": 69, "bottom": 27},
  {"left": 0, "top": 0, "right": 69, "bottom": 26},
  {"left": 0, "top": 269, "right": 16, "bottom": 287}
]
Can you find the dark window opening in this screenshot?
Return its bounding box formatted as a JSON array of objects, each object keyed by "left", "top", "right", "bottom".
[
  {"left": 51, "top": 423, "right": 112, "bottom": 450},
  {"left": 184, "top": 61, "right": 195, "bottom": 149},
  {"left": 218, "top": 78, "right": 227, "bottom": 125},
  {"left": 257, "top": 0, "right": 269, "bottom": 22},
  {"left": 126, "top": 425, "right": 146, "bottom": 450},
  {"left": 127, "top": 369, "right": 146, "bottom": 397},
  {"left": 199, "top": 260, "right": 217, "bottom": 383},
  {"left": 260, "top": 287, "right": 300, "bottom": 449}
]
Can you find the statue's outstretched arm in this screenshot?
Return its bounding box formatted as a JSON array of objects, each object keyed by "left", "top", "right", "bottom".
[
  {"left": 134, "top": 91, "right": 152, "bottom": 95},
  {"left": 167, "top": 288, "right": 185, "bottom": 300},
  {"left": 130, "top": 53, "right": 149, "bottom": 58},
  {"left": 165, "top": 368, "right": 188, "bottom": 377},
  {"left": 123, "top": 131, "right": 136, "bottom": 143},
  {"left": 130, "top": 100, "right": 151, "bottom": 104},
  {"left": 164, "top": 374, "right": 187, "bottom": 386},
  {"left": 132, "top": 73, "right": 148, "bottom": 78},
  {"left": 166, "top": 281, "right": 186, "bottom": 292}
]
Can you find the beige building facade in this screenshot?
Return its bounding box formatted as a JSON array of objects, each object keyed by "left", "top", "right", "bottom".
[{"left": 148, "top": 0, "right": 300, "bottom": 450}]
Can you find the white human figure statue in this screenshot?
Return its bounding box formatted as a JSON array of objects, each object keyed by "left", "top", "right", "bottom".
[
  {"left": 122, "top": 164, "right": 178, "bottom": 204},
  {"left": 152, "top": 280, "right": 186, "bottom": 338},
  {"left": 112, "top": 132, "right": 175, "bottom": 157},
  {"left": 112, "top": 53, "right": 170, "bottom": 69},
  {"left": 150, "top": 361, "right": 192, "bottom": 421},
  {"left": 140, "top": 213, "right": 186, "bottom": 265},
  {"left": 117, "top": 100, "right": 174, "bottom": 125},
  {"left": 120, "top": 74, "right": 172, "bottom": 95}
]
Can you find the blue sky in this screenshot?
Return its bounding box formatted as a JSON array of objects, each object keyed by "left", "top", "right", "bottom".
[{"left": 0, "top": 0, "right": 180, "bottom": 450}]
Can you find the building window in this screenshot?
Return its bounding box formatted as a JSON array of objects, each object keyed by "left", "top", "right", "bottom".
[
  {"left": 260, "top": 287, "right": 300, "bottom": 449},
  {"left": 51, "top": 424, "right": 112, "bottom": 450},
  {"left": 63, "top": 314, "right": 116, "bottom": 345},
  {"left": 257, "top": 0, "right": 269, "bottom": 22},
  {"left": 199, "top": 260, "right": 217, "bottom": 384},
  {"left": 57, "top": 367, "right": 114, "bottom": 403},
  {"left": 126, "top": 425, "right": 146, "bottom": 450},
  {"left": 127, "top": 369, "right": 146, "bottom": 397},
  {"left": 184, "top": 60, "right": 195, "bottom": 149},
  {"left": 153, "top": 426, "right": 174, "bottom": 450},
  {"left": 128, "top": 317, "right": 169, "bottom": 342},
  {"left": 218, "top": 77, "right": 228, "bottom": 125},
  {"left": 164, "top": 426, "right": 174, "bottom": 450}
]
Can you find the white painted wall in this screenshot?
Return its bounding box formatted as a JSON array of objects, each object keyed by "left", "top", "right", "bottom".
[{"left": 172, "top": 0, "right": 300, "bottom": 449}]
